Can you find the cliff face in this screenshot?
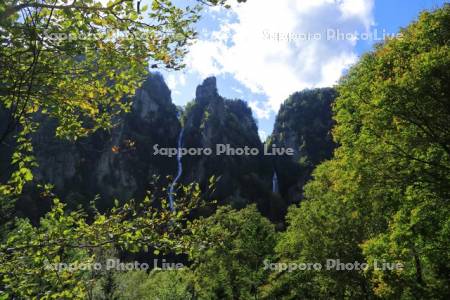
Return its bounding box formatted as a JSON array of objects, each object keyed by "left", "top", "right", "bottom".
[
  {"left": 181, "top": 77, "right": 285, "bottom": 220},
  {"left": 17, "top": 73, "right": 180, "bottom": 218},
  {"left": 269, "top": 88, "right": 337, "bottom": 203},
  {"left": 2, "top": 75, "right": 336, "bottom": 223},
  {"left": 90, "top": 74, "right": 180, "bottom": 206}
]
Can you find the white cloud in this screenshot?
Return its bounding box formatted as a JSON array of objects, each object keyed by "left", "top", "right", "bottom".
[
  {"left": 258, "top": 130, "right": 268, "bottom": 141},
  {"left": 338, "top": 0, "right": 374, "bottom": 28},
  {"left": 166, "top": 73, "right": 186, "bottom": 91},
  {"left": 249, "top": 100, "right": 272, "bottom": 120},
  {"left": 184, "top": 0, "right": 374, "bottom": 114}
]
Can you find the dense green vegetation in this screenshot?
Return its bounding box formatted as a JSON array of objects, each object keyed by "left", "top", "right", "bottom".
[
  {"left": 188, "top": 205, "right": 276, "bottom": 299},
  {"left": 267, "top": 5, "right": 450, "bottom": 299},
  {"left": 1, "top": 2, "right": 449, "bottom": 299}
]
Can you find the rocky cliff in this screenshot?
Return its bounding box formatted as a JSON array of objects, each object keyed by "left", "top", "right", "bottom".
[
  {"left": 2, "top": 75, "right": 336, "bottom": 224},
  {"left": 16, "top": 73, "right": 180, "bottom": 219},
  {"left": 269, "top": 88, "right": 337, "bottom": 203},
  {"left": 180, "top": 77, "right": 285, "bottom": 220}
]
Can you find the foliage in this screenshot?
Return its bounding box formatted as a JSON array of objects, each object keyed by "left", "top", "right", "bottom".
[
  {"left": 94, "top": 269, "right": 196, "bottom": 300},
  {"left": 265, "top": 159, "right": 375, "bottom": 299},
  {"left": 0, "top": 182, "right": 204, "bottom": 299},
  {"left": 188, "top": 204, "right": 277, "bottom": 299},
  {"left": 271, "top": 4, "right": 450, "bottom": 299}
]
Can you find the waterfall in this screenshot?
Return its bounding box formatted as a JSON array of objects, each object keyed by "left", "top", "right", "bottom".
[
  {"left": 272, "top": 171, "right": 279, "bottom": 194},
  {"left": 168, "top": 116, "right": 184, "bottom": 211}
]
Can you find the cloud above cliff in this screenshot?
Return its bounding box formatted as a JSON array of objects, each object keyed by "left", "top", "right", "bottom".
[{"left": 184, "top": 0, "right": 374, "bottom": 112}]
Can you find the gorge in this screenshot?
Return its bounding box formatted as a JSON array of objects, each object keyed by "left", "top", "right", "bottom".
[{"left": 1, "top": 73, "right": 337, "bottom": 223}]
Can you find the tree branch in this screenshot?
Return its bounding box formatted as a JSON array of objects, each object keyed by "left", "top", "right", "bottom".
[{"left": 1, "top": 0, "right": 132, "bottom": 19}]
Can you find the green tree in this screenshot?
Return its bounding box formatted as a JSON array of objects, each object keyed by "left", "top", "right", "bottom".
[
  {"left": 272, "top": 4, "right": 450, "bottom": 299},
  {"left": 344, "top": 5, "right": 450, "bottom": 297},
  {"left": 265, "top": 159, "right": 374, "bottom": 299},
  {"left": 95, "top": 269, "right": 196, "bottom": 300},
  {"left": 189, "top": 204, "right": 277, "bottom": 299},
  {"left": 0, "top": 182, "right": 204, "bottom": 299}
]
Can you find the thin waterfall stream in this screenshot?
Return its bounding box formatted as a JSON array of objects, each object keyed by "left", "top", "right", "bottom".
[
  {"left": 272, "top": 171, "right": 279, "bottom": 194},
  {"left": 168, "top": 117, "right": 184, "bottom": 211}
]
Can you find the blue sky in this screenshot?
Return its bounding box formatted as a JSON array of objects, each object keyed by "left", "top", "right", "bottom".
[{"left": 160, "top": 0, "right": 449, "bottom": 141}]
